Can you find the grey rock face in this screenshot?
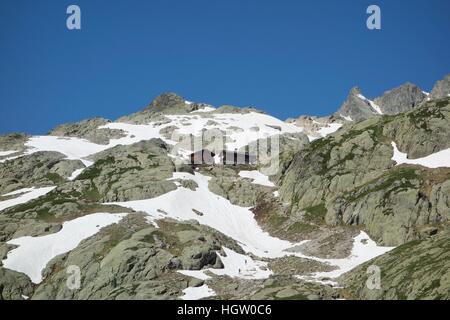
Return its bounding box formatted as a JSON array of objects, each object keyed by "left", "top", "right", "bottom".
[
  {"left": 374, "top": 83, "right": 426, "bottom": 115},
  {"left": 79, "top": 139, "right": 176, "bottom": 202},
  {"left": 334, "top": 87, "right": 377, "bottom": 122},
  {"left": 429, "top": 74, "right": 450, "bottom": 100},
  {"left": 0, "top": 151, "right": 84, "bottom": 195},
  {"left": 0, "top": 268, "right": 33, "bottom": 300},
  {"left": 0, "top": 133, "right": 29, "bottom": 157},
  {"left": 383, "top": 98, "right": 450, "bottom": 158},
  {"left": 206, "top": 166, "right": 271, "bottom": 207},
  {"left": 326, "top": 166, "right": 450, "bottom": 246},
  {"left": 279, "top": 100, "right": 450, "bottom": 246},
  {"left": 279, "top": 118, "right": 394, "bottom": 217},
  {"left": 48, "top": 117, "right": 126, "bottom": 145}
]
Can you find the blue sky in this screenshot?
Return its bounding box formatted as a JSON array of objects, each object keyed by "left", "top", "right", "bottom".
[{"left": 0, "top": 0, "right": 449, "bottom": 135}]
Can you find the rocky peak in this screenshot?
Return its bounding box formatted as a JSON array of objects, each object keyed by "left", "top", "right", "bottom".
[
  {"left": 145, "top": 92, "right": 187, "bottom": 112},
  {"left": 334, "top": 87, "right": 376, "bottom": 122},
  {"left": 429, "top": 74, "right": 450, "bottom": 100},
  {"left": 374, "top": 82, "right": 426, "bottom": 115}
]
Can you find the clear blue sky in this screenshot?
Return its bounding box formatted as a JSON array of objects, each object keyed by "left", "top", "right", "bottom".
[{"left": 0, "top": 0, "right": 449, "bottom": 135}]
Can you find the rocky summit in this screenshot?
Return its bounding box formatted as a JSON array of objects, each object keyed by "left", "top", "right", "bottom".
[{"left": 0, "top": 74, "right": 449, "bottom": 300}]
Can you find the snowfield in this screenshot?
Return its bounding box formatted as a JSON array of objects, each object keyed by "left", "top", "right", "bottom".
[
  {"left": 19, "top": 111, "right": 306, "bottom": 166},
  {"left": 297, "top": 232, "right": 395, "bottom": 285},
  {"left": 108, "top": 171, "right": 394, "bottom": 286},
  {"left": 392, "top": 142, "right": 450, "bottom": 168},
  {"left": 238, "top": 170, "right": 275, "bottom": 187},
  {"left": 107, "top": 172, "right": 296, "bottom": 258},
  {"left": 0, "top": 187, "right": 56, "bottom": 211},
  {"left": 2, "top": 212, "right": 128, "bottom": 284},
  {"left": 25, "top": 136, "right": 102, "bottom": 166}
]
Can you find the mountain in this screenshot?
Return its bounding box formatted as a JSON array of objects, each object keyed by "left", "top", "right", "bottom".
[
  {"left": 334, "top": 87, "right": 381, "bottom": 122},
  {"left": 0, "top": 74, "right": 449, "bottom": 300},
  {"left": 374, "top": 83, "right": 427, "bottom": 115}
]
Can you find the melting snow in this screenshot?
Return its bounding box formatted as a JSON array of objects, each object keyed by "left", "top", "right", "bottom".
[
  {"left": 0, "top": 150, "right": 18, "bottom": 157},
  {"left": 191, "top": 106, "right": 216, "bottom": 113},
  {"left": 109, "top": 172, "right": 392, "bottom": 284},
  {"left": 357, "top": 94, "right": 383, "bottom": 115},
  {"left": 25, "top": 136, "right": 107, "bottom": 166},
  {"left": 297, "top": 232, "right": 394, "bottom": 285},
  {"left": 0, "top": 155, "right": 21, "bottom": 163},
  {"left": 179, "top": 247, "right": 272, "bottom": 281},
  {"left": 2, "top": 212, "right": 128, "bottom": 284},
  {"left": 210, "top": 248, "right": 272, "bottom": 279},
  {"left": 108, "top": 172, "right": 296, "bottom": 258},
  {"left": 0, "top": 187, "right": 56, "bottom": 211},
  {"left": 391, "top": 142, "right": 450, "bottom": 168},
  {"left": 181, "top": 284, "right": 215, "bottom": 300},
  {"left": 238, "top": 170, "right": 275, "bottom": 187},
  {"left": 12, "top": 111, "right": 311, "bottom": 166},
  {"left": 68, "top": 168, "right": 86, "bottom": 181},
  {"left": 340, "top": 114, "right": 353, "bottom": 122},
  {"left": 316, "top": 123, "right": 343, "bottom": 137}
]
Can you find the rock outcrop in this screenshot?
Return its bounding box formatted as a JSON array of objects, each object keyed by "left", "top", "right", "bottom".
[
  {"left": 49, "top": 118, "right": 126, "bottom": 145},
  {"left": 429, "top": 74, "right": 450, "bottom": 100}
]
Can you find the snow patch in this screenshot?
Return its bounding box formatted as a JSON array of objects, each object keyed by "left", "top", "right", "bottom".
[
  {"left": 2, "top": 212, "right": 128, "bottom": 284},
  {"left": 391, "top": 142, "right": 450, "bottom": 168},
  {"left": 238, "top": 170, "right": 275, "bottom": 187},
  {"left": 316, "top": 123, "right": 343, "bottom": 137},
  {"left": 0, "top": 187, "right": 56, "bottom": 211},
  {"left": 191, "top": 106, "right": 216, "bottom": 113},
  {"left": 0, "top": 155, "right": 21, "bottom": 163},
  {"left": 25, "top": 136, "right": 106, "bottom": 166},
  {"left": 68, "top": 168, "right": 85, "bottom": 181},
  {"left": 179, "top": 270, "right": 212, "bottom": 280},
  {"left": 179, "top": 247, "right": 272, "bottom": 280},
  {"left": 297, "top": 232, "right": 394, "bottom": 285},
  {"left": 340, "top": 114, "right": 353, "bottom": 122},
  {"left": 181, "top": 284, "right": 215, "bottom": 300},
  {"left": 0, "top": 150, "right": 18, "bottom": 157},
  {"left": 357, "top": 94, "right": 383, "bottom": 115}
]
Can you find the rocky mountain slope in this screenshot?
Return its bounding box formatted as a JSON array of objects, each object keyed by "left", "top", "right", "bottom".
[{"left": 0, "top": 74, "right": 449, "bottom": 300}]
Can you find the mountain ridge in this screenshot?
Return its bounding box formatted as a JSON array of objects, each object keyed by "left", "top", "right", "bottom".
[{"left": 0, "top": 73, "right": 449, "bottom": 300}]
